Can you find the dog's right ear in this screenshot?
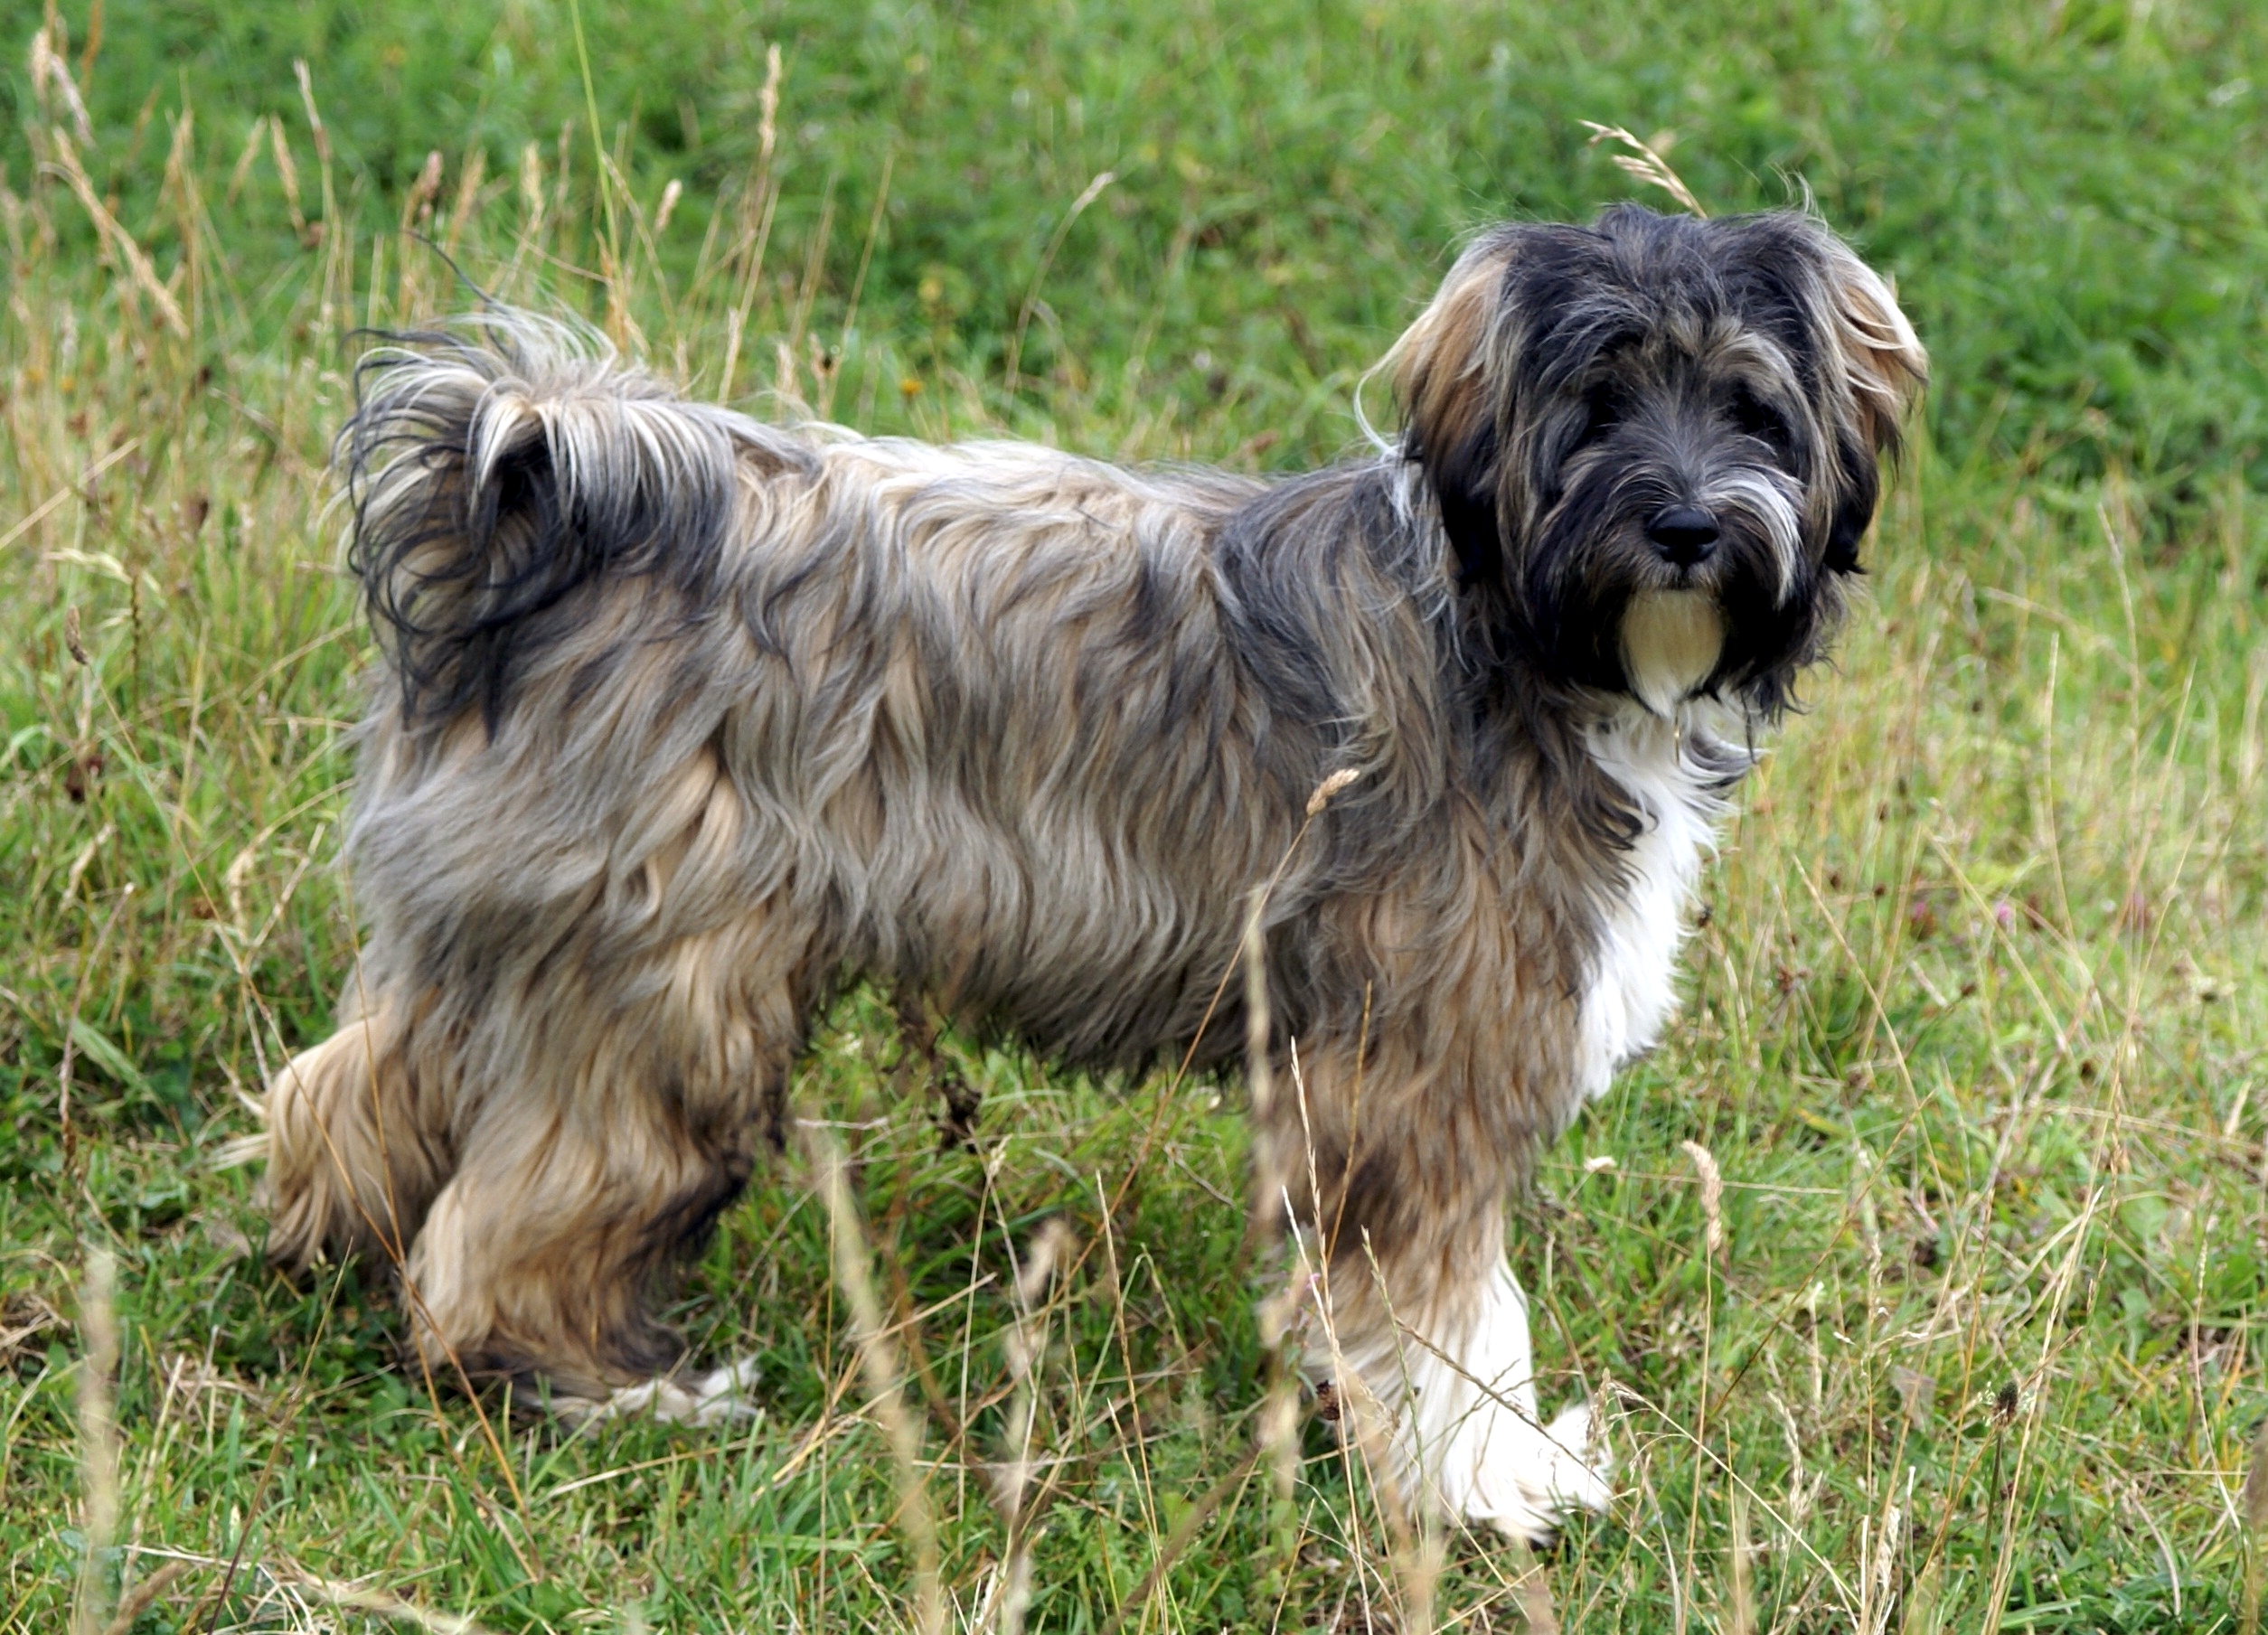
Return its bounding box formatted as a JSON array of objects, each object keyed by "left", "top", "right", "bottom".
[{"left": 1389, "top": 230, "right": 1529, "bottom": 587}]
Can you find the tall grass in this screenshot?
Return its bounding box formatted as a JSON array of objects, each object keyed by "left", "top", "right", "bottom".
[{"left": 4, "top": 2, "right": 2267, "bottom": 1630}]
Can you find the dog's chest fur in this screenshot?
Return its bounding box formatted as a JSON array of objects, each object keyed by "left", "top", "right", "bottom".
[{"left": 1572, "top": 707, "right": 1729, "bottom": 1100}]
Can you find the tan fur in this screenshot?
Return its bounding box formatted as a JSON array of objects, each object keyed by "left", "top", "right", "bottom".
[{"left": 1819, "top": 244, "right": 1928, "bottom": 452}]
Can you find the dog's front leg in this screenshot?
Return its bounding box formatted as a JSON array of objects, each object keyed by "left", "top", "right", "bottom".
[
  {"left": 1322, "top": 1236, "right": 1610, "bottom": 1544},
  {"left": 1259, "top": 1054, "right": 1611, "bottom": 1543}
]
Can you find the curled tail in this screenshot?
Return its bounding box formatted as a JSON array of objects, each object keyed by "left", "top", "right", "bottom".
[{"left": 342, "top": 313, "right": 756, "bottom": 725}]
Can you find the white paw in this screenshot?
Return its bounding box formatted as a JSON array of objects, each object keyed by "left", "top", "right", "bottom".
[
  {"left": 579, "top": 1358, "right": 763, "bottom": 1426},
  {"left": 1431, "top": 1393, "right": 1614, "bottom": 1546},
  {"left": 1371, "top": 1260, "right": 1614, "bottom": 1545},
  {"left": 1531, "top": 1401, "right": 1614, "bottom": 1522}
]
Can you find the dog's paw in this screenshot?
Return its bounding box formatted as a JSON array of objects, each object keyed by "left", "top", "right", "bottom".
[
  {"left": 1527, "top": 1401, "right": 1614, "bottom": 1528},
  {"left": 580, "top": 1358, "right": 763, "bottom": 1427},
  {"left": 1435, "top": 1397, "right": 1613, "bottom": 1546}
]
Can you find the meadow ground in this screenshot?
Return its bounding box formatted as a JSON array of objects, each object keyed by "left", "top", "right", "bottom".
[{"left": 5, "top": 2, "right": 2268, "bottom": 1630}]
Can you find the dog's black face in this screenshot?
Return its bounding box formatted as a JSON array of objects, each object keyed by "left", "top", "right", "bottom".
[{"left": 1398, "top": 205, "right": 1925, "bottom": 718}]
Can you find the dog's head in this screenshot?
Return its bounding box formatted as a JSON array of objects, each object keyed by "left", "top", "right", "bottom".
[{"left": 1392, "top": 203, "right": 1925, "bottom": 718}]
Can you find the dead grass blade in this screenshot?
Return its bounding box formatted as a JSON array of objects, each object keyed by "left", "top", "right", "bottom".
[
  {"left": 1580, "top": 122, "right": 1708, "bottom": 217},
  {"left": 808, "top": 1123, "right": 946, "bottom": 1635},
  {"left": 71, "top": 1247, "right": 118, "bottom": 1635}
]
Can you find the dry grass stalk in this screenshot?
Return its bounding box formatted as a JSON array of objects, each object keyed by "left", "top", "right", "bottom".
[
  {"left": 41, "top": 127, "right": 190, "bottom": 337},
  {"left": 1580, "top": 122, "right": 1708, "bottom": 217},
  {"left": 1727, "top": 1484, "right": 1756, "bottom": 1635},
  {"left": 827, "top": 145, "right": 896, "bottom": 420},
  {"left": 399, "top": 150, "right": 444, "bottom": 236},
  {"left": 266, "top": 117, "right": 307, "bottom": 235},
  {"left": 808, "top": 1123, "right": 946, "bottom": 1635},
  {"left": 1306, "top": 766, "right": 1361, "bottom": 817},
  {"left": 279, "top": 1568, "right": 500, "bottom": 1634},
  {"left": 0, "top": 439, "right": 142, "bottom": 555},
  {"left": 1242, "top": 862, "right": 1312, "bottom": 1572},
  {"left": 98, "top": 1559, "right": 190, "bottom": 1635},
  {"left": 292, "top": 57, "right": 332, "bottom": 166},
  {"left": 517, "top": 141, "right": 545, "bottom": 241},
  {"left": 992, "top": 1214, "right": 1075, "bottom": 1635},
  {"left": 1243, "top": 895, "right": 1275, "bottom": 1128},
  {"left": 71, "top": 1246, "right": 118, "bottom": 1635},
  {"left": 757, "top": 41, "right": 781, "bottom": 169},
  {"left": 28, "top": 23, "right": 92, "bottom": 143},
  {"left": 1007, "top": 169, "right": 1118, "bottom": 392},
  {"left": 445, "top": 146, "right": 488, "bottom": 253},
  {"left": 291, "top": 58, "right": 345, "bottom": 321},
  {"left": 1244, "top": 766, "right": 1360, "bottom": 1140},
  {"left": 1112, "top": 763, "right": 1363, "bottom": 1243},
  {"left": 719, "top": 42, "right": 786, "bottom": 403},
  {"left": 1860, "top": 1491, "right": 1904, "bottom": 1635}
]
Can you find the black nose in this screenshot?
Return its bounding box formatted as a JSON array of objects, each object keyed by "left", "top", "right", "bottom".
[{"left": 1646, "top": 504, "right": 1720, "bottom": 567}]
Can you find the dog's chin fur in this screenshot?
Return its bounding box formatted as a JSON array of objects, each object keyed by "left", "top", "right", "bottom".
[
  {"left": 1621, "top": 590, "right": 1725, "bottom": 717},
  {"left": 262, "top": 203, "right": 1922, "bottom": 1546}
]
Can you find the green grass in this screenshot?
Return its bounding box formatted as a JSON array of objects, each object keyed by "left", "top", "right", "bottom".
[{"left": 4, "top": 1, "right": 2268, "bottom": 1630}]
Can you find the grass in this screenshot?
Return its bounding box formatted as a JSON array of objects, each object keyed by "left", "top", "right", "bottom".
[{"left": 4, "top": 0, "right": 2268, "bottom": 1629}]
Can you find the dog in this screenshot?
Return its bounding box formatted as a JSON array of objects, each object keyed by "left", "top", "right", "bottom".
[{"left": 262, "top": 202, "right": 1923, "bottom": 1543}]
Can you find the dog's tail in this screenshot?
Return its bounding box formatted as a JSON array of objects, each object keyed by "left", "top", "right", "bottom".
[{"left": 340, "top": 312, "right": 756, "bottom": 725}]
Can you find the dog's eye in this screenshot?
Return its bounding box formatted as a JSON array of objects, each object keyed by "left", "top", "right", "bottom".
[
  {"left": 1728, "top": 388, "right": 1792, "bottom": 453},
  {"left": 1573, "top": 386, "right": 1622, "bottom": 449}
]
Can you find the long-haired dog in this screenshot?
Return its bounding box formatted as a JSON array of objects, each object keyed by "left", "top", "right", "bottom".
[{"left": 264, "top": 203, "right": 1923, "bottom": 1542}]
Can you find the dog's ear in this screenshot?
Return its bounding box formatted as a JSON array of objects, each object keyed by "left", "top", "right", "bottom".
[
  {"left": 1389, "top": 230, "right": 1530, "bottom": 586},
  {"left": 1809, "top": 233, "right": 1926, "bottom": 575},
  {"left": 1817, "top": 239, "right": 1927, "bottom": 460}
]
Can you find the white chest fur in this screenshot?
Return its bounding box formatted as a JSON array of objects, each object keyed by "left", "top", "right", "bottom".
[{"left": 1574, "top": 707, "right": 1732, "bottom": 1100}]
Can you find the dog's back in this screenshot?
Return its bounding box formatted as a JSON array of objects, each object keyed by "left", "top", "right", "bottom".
[{"left": 333, "top": 319, "right": 1372, "bottom": 1070}]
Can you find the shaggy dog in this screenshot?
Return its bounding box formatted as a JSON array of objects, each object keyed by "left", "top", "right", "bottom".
[{"left": 263, "top": 202, "right": 1923, "bottom": 1541}]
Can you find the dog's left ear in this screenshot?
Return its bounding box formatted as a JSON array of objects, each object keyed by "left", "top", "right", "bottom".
[
  {"left": 1388, "top": 229, "right": 1534, "bottom": 586},
  {"left": 1812, "top": 234, "right": 1926, "bottom": 573},
  {"left": 1819, "top": 239, "right": 1927, "bottom": 459}
]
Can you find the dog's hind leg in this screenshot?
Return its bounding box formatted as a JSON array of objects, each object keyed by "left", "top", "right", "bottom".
[
  {"left": 402, "top": 1117, "right": 756, "bottom": 1412},
  {"left": 264, "top": 988, "right": 455, "bottom": 1274},
  {"left": 400, "top": 1092, "right": 762, "bottom": 1414},
  {"left": 396, "top": 950, "right": 803, "bottom": 1418}
]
